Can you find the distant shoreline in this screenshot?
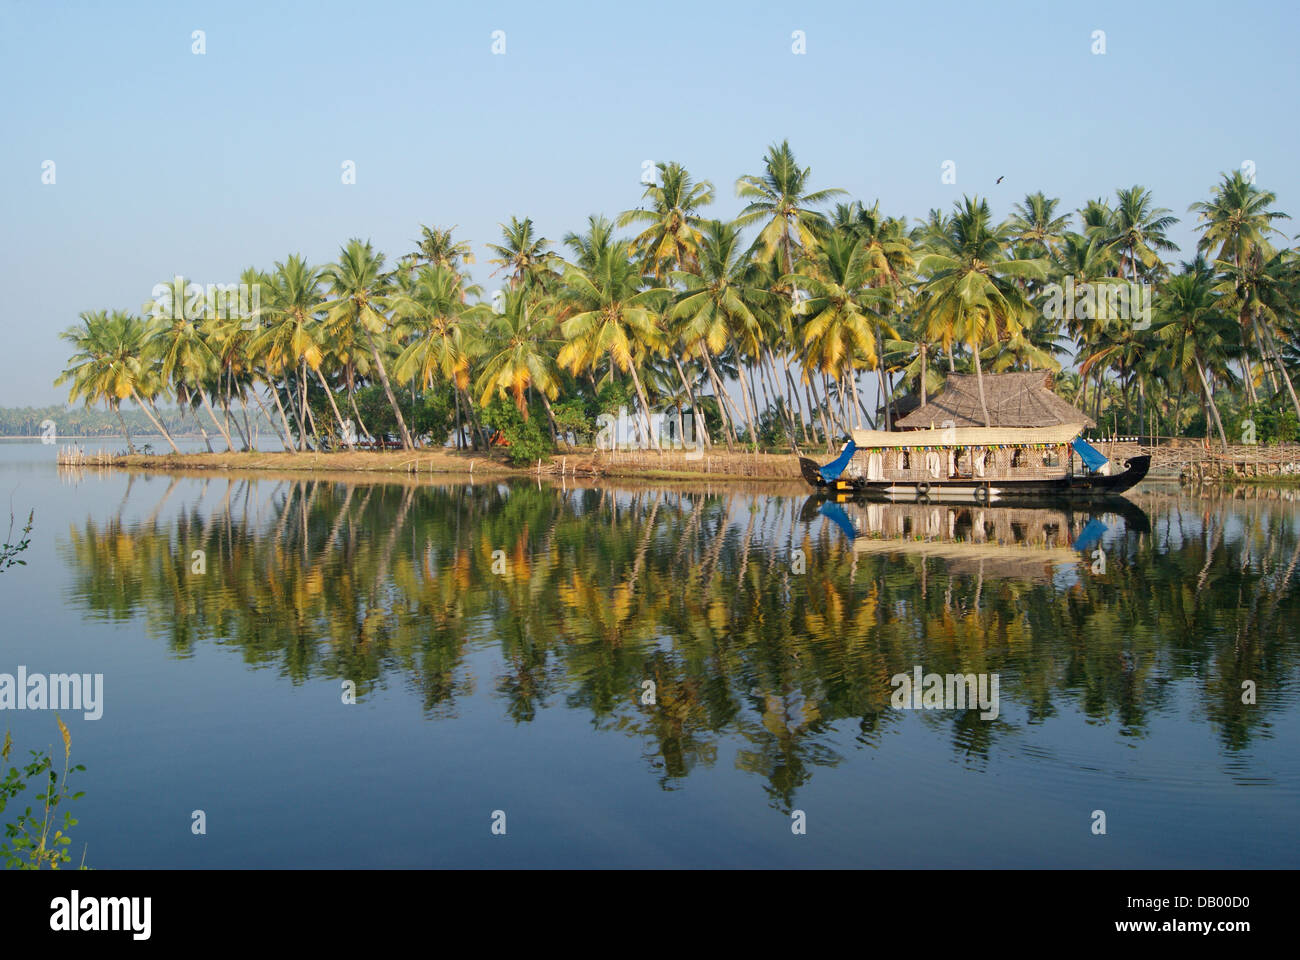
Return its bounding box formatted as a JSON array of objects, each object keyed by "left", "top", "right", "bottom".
[{"left": 0, "top": 434, "right": 207, "bottom": 441}]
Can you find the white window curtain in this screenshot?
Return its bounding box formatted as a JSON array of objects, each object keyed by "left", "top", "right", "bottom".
[{"left": 867, "top": 452, "right": 883, "bottom": 481}]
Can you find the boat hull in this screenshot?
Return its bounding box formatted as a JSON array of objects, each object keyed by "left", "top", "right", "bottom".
[{"left": 800, "top": 455, "right": 1150, "bottom": 503}]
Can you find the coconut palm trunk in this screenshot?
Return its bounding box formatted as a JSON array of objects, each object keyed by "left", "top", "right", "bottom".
[
  {"left": 225, "top": 399, "right": 249, "bottom": 450},
  {"left": 269, "top": 382, "right": 297, "bottom": 450},
  {"left": 972, "top": 344, "right": 992, "bottom": 428},
  {"left": 800, "top": 379, "right": 821, "bottom": 445},
  {"left": 920, "top": 343, "right": 928, "bottom": 406},
  {"left": 735, "top": 363, "right": 759, "bottom": 450},
  {"left": 771, "top": 350, "right": 808, "bottom": 447},
  {"left": 670, "top": 354, "right": 710, "bottom": 450},
  {"left": 698, "top": 346, "right": 736, "bottom": 451},
  {"left": 761, "top": 353, "right": 798, "bottom": 452},
  {"left": 198, "top": 388, "right": 235, "bottom": 450},
  {"left": 315, "top": 368, "right": 351, "bottom": 447},
  {"left": 236, "top": 393, "right": 254, "bottom": 450},
  {"left": 363, "top": 330, "right": 414, "bottom": 450},
  {"left": 286, "top": 372, "right": 307, "bottom": 451},
  {"left": 303, "top": 390, "right": 323, "bottom": 448},
  {"left": 115, "top": 405, "right": 136, "bottom": 454},
  {"left": 249, "top": 389, "right": 289, "bottom": 449},
  {"left": 1259, "top": 321, "right": 1300, "bottom": 422},
  {"left": 711, "top": 364, "right": 748, "bottom": 444},
  {"left": 1239, "top": 307, "right": 1260, "bottom": 408},
  {"left": 1195, "top": 356, "right": 1228, "bottom": 451},
  {"left": 623, "top": 356, "right": 660, "bottom": 452},
  {"left": 348, "top": 390, "right": 372, "bottom": 444},
  {"left": 539, "top": 392, "right": 560, "bottom": 445},
  {"left": 453, "top": 389, "right": 464, "bottom": 449},
  {"left": 132, "top": 393, "right": 180, "bottom": 453}
]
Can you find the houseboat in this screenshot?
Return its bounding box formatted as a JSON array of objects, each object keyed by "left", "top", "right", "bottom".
[{"left": 799, "top": 371, "right": 1150, "bottom": 502}]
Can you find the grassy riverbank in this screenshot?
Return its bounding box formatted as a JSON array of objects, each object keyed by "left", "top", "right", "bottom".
[{"left": 95, "top": 447, "right": 807, "bottom": 482}]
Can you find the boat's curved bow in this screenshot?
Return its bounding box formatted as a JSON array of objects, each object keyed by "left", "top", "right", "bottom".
[
  {"left": 799, "top": 457, "right": 827, "bottom": 489},
  {"left": 1105, "top": 454, "right": 1150, "bottom": 493}
]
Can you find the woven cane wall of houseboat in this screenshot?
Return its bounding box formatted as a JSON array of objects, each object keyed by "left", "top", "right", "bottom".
[
  {"left": 986, "top": 445, "right": 1069, "bottom": 480},
  {"left": 851, "top": 448, "right": 952, "bottom": 481},
  {"left": 849, "top": 444, "right": 1072, "bottom": 482}
]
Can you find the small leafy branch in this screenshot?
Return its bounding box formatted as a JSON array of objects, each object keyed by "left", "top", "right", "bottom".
[
  {"left": 0, "top": 717, "right": 88, "bottom": 869},
  {"left": 1, "top": 509, "right": 33, "bottom": 573}
]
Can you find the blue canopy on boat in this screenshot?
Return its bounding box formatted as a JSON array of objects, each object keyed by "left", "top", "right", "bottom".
[
  {"left": 1071, "top": 437, "right": 1109, "bottom": 472},
  {"left": 819, "top": 439, "right": 857, "bottom": 481}
]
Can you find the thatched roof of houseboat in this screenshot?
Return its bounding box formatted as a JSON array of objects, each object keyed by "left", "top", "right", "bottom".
[{"left": 894, "top": 371, "right": 1095, "bottom": 430}]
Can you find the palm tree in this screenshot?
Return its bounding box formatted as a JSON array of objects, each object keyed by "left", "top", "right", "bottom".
[
  {"left": 252, "top": 255, "right": 350, "bottom": 449},
  {"left": 1191, "top": 171, "right": 1293, "bottom": 414},
  {"left": 1214, "top": 248, "right": 1300, "bottom": 419},
  {"left": 671, "top": 220, "right": 768, "bottom": 449},
  {"left": 206, "top": 265, "right": 271, "bottom": 450},
  {"left": 411, "top": 224, "right": 475, "bottom": 275},
  {"left": 912, "top": 208, "right": 952, "bottom": 250},
  {"left": 562, "top": 215, "right": 617, "bottom": 272},
  {"left": 742, "top": 253, "right": 816, "bottom": 446},
  {"left": 787, "top": 230, "right": 892, "bottom": 432},
  {"left": 916, "top": 197, "right": 1047, "bottom": 426},
  {"left": 830, "top": 202, "right": 916, "bottom": 425},
  {"left": 1078, "top": 307, "right": 1152, "bottom": 436},
  {"left": 832, "top": 201, "right": 915, "bottom": 287},
  {"left": 735, "top": 140, "right": 845, "bottom": 273},
  {"left": 557, "top": 240, "right": 666, "bottom": 449},
  {"left": 1053, "top": 231, "right": 1120, "bottom": 415},
  {"left": 319, "top": 239, "right": 414, "bottom": 449},
  {"left": 143, "top": 276, "right": 234, "bottom": 450},
  {"left": 1079, "top": 198, "right": 1116, "bottom": 246},
  {"left": 1192, "top": 171, "right": 1291, "bottom": 272},
  {"left": 1009, "top": 192, "right": 1070, "bottom": 259},
  {"left": 1151, "top": 259, "right": 1239, "bottom": 449},
  {"left": 486, "top": 216, "right": 560, "bottom": 291},
  {"left": 475, "top": 287, "right": 565, "bottom": 442},
  {"left": 1110, "top": 185, "right": 1179, "bottom": 282},
  {"left": 55, "top": 310, "right": 181, "bottom": 453},
  {"left": 391, "top": 264, "right": 489, "bottom": 447},
  {"left": 618, "top": 162, "right": 715, "bottom": 280}
]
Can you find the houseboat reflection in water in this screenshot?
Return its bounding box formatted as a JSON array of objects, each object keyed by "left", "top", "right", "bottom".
[{"left": 809, "top": 496, "right": 1150, "bottom": 580}]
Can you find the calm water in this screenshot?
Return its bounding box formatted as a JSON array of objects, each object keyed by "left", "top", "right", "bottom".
[{"left": 1, "top": 439, "right": 1298, "bottom": 868}]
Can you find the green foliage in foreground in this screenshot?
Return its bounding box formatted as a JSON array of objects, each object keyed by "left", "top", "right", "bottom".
[
  {"left": 1, "top": 511, "right": 33, "bottom": 573},
  {"left": 1, "top": 720, "right": 87, "bottom": 870}
]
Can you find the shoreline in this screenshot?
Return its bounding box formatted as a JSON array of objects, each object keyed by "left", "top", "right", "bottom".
[
  {"left": 72, "top": 448, "right": 808, "bottom": 483},
  {"left": 44, "top": 445, "right": 1300, "bottom": 487}
]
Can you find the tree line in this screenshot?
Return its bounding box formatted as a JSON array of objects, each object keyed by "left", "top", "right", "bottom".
[{"left": 55, "top": 142, "right": 1300, "bottom": 461}]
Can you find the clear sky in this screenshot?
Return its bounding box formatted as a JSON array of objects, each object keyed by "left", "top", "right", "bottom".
[{"left": 3, "top": 0, "right": 1297, "bottom": 405}]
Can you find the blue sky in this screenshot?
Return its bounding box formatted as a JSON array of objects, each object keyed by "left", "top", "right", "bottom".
[{"left": 3, "top": 0, "right": 1297, "bottom": 405}]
